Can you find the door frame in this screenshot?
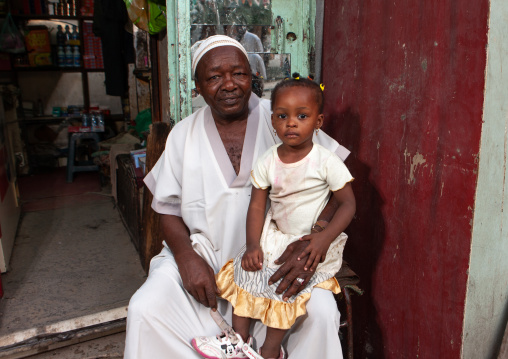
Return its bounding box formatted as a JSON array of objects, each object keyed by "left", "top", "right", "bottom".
[{"left": 165, "top": 0, "right": 319, "bottom": 122}]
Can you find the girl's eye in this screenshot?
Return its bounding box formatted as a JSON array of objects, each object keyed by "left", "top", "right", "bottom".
[
  {"left": 277, "top": 114, "right": 287, "bottom": 119},
  {"left": 298, "top": 114, "right": 308, "bottom": 119}
]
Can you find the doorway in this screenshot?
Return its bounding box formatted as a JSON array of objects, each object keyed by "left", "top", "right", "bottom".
[{"left": 0, "top": 0, "right": 323, "bottom": 356}]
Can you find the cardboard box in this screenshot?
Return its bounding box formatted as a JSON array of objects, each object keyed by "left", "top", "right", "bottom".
[{"left": 24, "top": 27, "right": 52, "bottom": 67}]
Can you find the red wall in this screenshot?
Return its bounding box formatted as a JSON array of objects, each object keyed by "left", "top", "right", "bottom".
[{"left": 322, "top": 1, "right": 488, "bottom": 357}]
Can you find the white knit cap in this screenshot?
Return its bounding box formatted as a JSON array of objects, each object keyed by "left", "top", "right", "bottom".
[{"left": 191, "top": 35, "right": 249, "bottom": 79}]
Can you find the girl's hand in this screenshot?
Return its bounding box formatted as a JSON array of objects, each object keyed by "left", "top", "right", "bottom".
[
  {"left": 242, "top": 245, "right": 264, "bottom": 271},
  {"left": 297, "top": 233, "right": 333, "bottom": 272}
]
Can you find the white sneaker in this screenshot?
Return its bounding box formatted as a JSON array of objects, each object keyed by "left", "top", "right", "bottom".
[{"left": 192, "top": 332, "right": 254, "bottom": 359}]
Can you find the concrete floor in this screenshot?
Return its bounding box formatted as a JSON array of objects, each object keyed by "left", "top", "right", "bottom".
[
  {"left": 0, "top": 171, "right": 146, "bottom": 357},
  {"left": 25, "top": 332, "right": 126, "bottom": 359}
]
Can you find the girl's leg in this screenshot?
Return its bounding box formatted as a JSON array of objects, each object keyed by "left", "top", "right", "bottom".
[
  {"left": 232, "top": 313, "right": 252, "bottom": 342},
  {"left": 260, "top": 327, "right": 287, "bottom": 358}
]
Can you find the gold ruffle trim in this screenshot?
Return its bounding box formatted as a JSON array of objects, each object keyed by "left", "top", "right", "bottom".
[{"left": 215, "top": 260, "right": 341, "bottom": 330}]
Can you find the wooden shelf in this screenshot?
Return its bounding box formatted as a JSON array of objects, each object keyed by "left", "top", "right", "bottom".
[
  {"left": 14, "top": 66, "right": 104, "bottom": 72},
  {"left": 23, "top": 116, "right": 81, "bottom": 125},
  {"left": 9, "top": 0, "right": 106, "bottom": 111},
  {"left": 11, "top": 14, "right": 94, "bottom": 21}
]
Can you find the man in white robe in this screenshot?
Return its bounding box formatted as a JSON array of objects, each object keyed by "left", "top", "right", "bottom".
[{"left": 125, "top": 35, "right": 350, "bottom": 359}]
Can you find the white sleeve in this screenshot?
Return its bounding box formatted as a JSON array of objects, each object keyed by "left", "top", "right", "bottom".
[
  {"left": 250, "top": 151, "right": 271, "bottom": 190},
  {"left": 143, "top": 129, "right": 184, "bottom": 216},
  {"left": 313, "top": 130, "right": 351, "bottom": 161},
  {"left": 325, "top": 154, "right": 354, "bottom": 192}
]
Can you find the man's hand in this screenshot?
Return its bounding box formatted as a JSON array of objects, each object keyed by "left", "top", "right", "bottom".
[
  {"left": 176, "top": 250, "right": 220, "bottom": 310},
  {"left": 269, "top": 240, "right": 314, "bottom": 301},
  {"left": 242, "top": 245, "right": 263, "bottom": 271}
]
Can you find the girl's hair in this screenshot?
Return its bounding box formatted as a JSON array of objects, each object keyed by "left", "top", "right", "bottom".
[{"left": 270, "top": 73, "right": 324, "bottom": 113}]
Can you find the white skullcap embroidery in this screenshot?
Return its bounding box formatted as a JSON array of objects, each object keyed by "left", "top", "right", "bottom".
[{"left": 191, "top": 35, "right": 249, "bottom": 79}]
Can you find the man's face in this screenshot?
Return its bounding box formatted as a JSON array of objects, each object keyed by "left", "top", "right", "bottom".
[{"left": 195, "top": 46, "right": 252, "bottom": 122}]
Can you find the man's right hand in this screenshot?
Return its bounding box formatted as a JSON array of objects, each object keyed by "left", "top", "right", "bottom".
[
  {"left": 176, "top": 250, "right": 220, "bottom": 310},
  {"left": 161, "top": 215, "right": 220, "bottom": 310}
]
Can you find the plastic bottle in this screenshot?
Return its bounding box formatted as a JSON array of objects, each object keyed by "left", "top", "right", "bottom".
[
  {"left": 57, "top": 46, "right": 65, "bottom": 67},
  {"left": 91, "top": 112, "right": 98, "bottom": 131},
  {"left": 71, "top": 0, "right": 77, "bottom": 16},
  {"left": 82, "top": 113, "right": 90, "bottom": 127},
  {"left": 56, "top": 25, "right": 65, "bottom": 46},
  {"left": 65, "top": 45, "right": 73, "bottom": 67},
  {"left": 64, "top": 25, "right": 71, "bottom": 45},
  {"left": 71, "top": 26, "right": 79, "bottom": 44},
  {"left": 73, "top": 46, "right": 80, "bottom": 67},
  {"left": 97, "top": 112, "right": 105, "bottom": 132}
]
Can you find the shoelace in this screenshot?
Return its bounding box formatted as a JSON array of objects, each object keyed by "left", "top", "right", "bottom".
[{"left": 215, "top": 330, "right": 240, "bottom": 345}]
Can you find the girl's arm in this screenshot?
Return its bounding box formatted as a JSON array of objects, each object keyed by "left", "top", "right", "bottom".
[
  {"left": 243, "top": 186, "right": 269, "bottom": 271},
  {"left": 311, "top": 193, "right": 339, "bottom": 232},
  {"left": 298, "top": 182, "right": 356, "bottom": 271}
]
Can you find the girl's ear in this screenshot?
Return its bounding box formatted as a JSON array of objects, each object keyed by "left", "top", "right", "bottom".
[{"left": 316, "top": 114, "right": 324, "bottom": 129}]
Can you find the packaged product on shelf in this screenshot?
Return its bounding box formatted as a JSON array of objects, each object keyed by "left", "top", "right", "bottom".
[
  {"left": 24, "top": 26, "right": 52, "bottom": 66},
  {"left": 80, "top": 0, "right": 94, "bottom": 16}
]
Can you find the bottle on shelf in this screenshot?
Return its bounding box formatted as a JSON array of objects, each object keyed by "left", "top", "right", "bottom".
[
  {"left": 56, "top": 1, "right": 63, "bottom": 16},
  {"left": 69, "top": 26, "right": 80, "bottom": 46},
  {"left": 90, "top": 112, "right": 98, "bottom": 131},
  {"left": 56, "top": 25, "right": 65, "bottom": 46},
  {"left": 73, "top": 46, "right": 81, "bottom": 67},
  {"left": 57, "top": 46, "right": 65, "bottom": 67},
  {"left": 64, "top": 25, "right": 72, "bottom": 44},
  {"left": 71, "top": 0, "right": 77, "bottom": 16},
  {"left": 48, "top": 2, "right": 55, "bottom": 15},
  {"left": 63, "top": 0, "right": 70, "bottom": 16},
  {"left": 82, "top": 113, "right": 90, "bottom": 127},
  {"left": 65, "top": 45, "right": 73, "bottom": 67},
  {"left": 97, "top": 112, "right": 105, "bottom": 132}
]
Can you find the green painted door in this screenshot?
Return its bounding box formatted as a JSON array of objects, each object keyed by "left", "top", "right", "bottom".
[{"left": 165, "top": 0, "right": 317, "bottom": 122}]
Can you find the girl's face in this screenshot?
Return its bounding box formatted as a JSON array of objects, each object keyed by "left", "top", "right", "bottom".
[{"left": 271, "top": 86, "right": 324, "bottom": 150}]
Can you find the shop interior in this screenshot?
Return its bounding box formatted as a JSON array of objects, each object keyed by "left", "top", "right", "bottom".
[{"left": 0, "top": 0, "right": 162, "bottom": 356}]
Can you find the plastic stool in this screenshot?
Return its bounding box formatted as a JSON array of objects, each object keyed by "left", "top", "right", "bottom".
[{"left": 66, "top": 132, "right": 100, "bottom": 183}]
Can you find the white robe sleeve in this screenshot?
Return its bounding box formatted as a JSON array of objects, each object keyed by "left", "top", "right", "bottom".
[
  {"left": 313, "top": 131, "right": 351, "bottom": 161},
  {"left": 143, "top": 126, "right": 185, "bottom": 216}
]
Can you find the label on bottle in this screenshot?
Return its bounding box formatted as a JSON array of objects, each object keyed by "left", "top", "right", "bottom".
[{"left": 65, "top": 47, "right": 73, "bottom": 67}]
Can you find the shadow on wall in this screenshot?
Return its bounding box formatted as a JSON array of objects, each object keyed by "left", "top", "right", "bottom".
[
  {"left": 494, "top": 300, "right": 508, "bottom": 358},
  {"left": 325, "top": 107, "right": 386, "bottom": 358}
]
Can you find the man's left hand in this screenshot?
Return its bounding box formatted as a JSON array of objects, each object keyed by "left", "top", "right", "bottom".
[{"left": 268, "top": 240, "right": 314, "bottom": 301}]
